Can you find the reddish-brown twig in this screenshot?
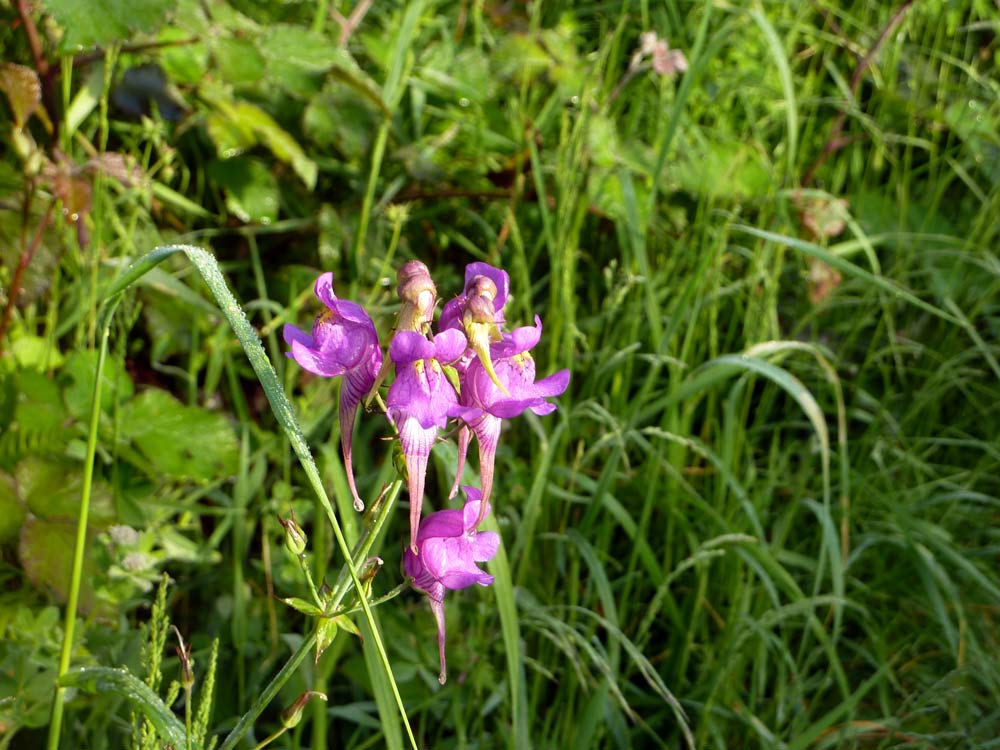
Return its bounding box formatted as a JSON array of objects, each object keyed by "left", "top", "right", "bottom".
[
  {"left": 0, "top": 201, "right": 54, "bottom": 355},
  {"left": 802, "top": 1, "right": 915, "bottom": 186}
]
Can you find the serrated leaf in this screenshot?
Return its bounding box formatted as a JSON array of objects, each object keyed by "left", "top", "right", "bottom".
[
  {"left": 0, "top": 63, "right": 41, "bottom": 128},
  {"left": 42, "top": 0, "right": 173, "bottom": 50},
  {"left": 119, "top": 389, "right": 239, "bottom": 482}
]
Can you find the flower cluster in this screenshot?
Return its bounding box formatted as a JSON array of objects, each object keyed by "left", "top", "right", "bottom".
[{"left": 283, "top": 260, "right": 569, "bottom": 681}]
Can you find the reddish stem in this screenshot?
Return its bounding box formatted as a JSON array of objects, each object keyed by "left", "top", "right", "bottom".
[
  {"left": 0, "top": 201, "right": 54, "bottom": 355},
  {"left": 802, "top": 1, "right": 915, "bottom": 186}
]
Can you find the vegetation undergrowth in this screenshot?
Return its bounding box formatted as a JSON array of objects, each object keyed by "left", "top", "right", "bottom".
[{"left": 1, "top": 1, "right": 999, "bottom": 748}]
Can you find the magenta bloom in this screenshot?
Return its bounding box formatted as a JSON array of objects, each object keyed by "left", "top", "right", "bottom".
[
  {"left": 450, "top": 317, "right": 570, "bottom": 514},
  {"left": 387, "top": 328, "right": 467, "bottom": 552},
  {"left": 283, "top": 273, "right": 382, "bottom": 512},
  {"left": 403, "top": 487, "right": 500, "bottom": 684},
  {"left": 439, "top": 262, "right": 510, "bottom": 334}
]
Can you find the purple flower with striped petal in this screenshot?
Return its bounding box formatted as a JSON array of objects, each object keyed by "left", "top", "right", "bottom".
[
  {"left": 283, "top": 273, "right": 382, "bottom": 512},
  {"left": 403, "top": 487, "right": 499, "bottom": 684},
  {"left": 387, "top": 327, "right": 467, "bottom": 552},
  {"left": 450, "top": 316, "right": 570, "bottom": 518}
]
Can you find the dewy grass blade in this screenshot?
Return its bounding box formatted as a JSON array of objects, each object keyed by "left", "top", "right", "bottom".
[{"left": 98, "top": 245, "right": 418, "bottom": 750}]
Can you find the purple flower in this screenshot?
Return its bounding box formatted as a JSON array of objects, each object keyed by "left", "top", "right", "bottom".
[
  {"left": 440, "top": 262, "right": 512, "bottom": 393},
  {"left": 283, "top": 273, "right": 382, "bottom": 512},
  {"left": 403, "top": 487, "right": 500, "bottom": 684},
  {"left": 450, "top": 317, "right": 570, "bottom": 518},
  {"left": 387, "top": 328, "right": 467, "bottom": 552},
  {"left": 439, "top": 262, "right": 510, "bottom": 333}
]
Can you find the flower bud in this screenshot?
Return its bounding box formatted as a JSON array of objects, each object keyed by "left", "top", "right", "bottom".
[
  {"left": 396, "top": 260, "right": 437, "bottom": 332},
  {"left": 280, "top": 691, "right": 327, "bottom": 730},
  {"left": 172, "top": 626, "right": 195, "bottom": 690},
  {"left": 277, "top": 511, "right": 307, "bottom": 557}
]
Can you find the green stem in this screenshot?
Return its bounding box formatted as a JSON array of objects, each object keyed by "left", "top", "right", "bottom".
[
  {"left": 218, "top": 634, "right": 317, "bottom": 750},
  {"left": 47, "top": 300, "right": 118, "bottom": 750},
  {"left": 351, "top": 121, "right": 390, "bottom": 274}
]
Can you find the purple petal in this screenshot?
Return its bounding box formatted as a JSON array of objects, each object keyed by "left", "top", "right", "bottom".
[
  {"left": 283, "top": 323, "right": 314, "bottom": 350},
  {"left": 388, "top": 365, "right": 457, "bottom": 429},
  {"left": 492, "top": 316, "right": 542, "bottom": 358},
  {"left": 462, "top": 495, "right": 488, "bottom": 530},
  {"left": 416, "top": 507, "right": 465, "bottom": 541},
  {"left": 433, "top": 328, "right": 468, "bottom": 364},
  {"left": 439, "top": 298, "right": 463, "bottom": 332},
  {"left": 339, "top": 393, "right": 364, "bottom": 511},
  {"left": 396, "top": 417, "right": 437, "bottom": 552},
  {"left": 448, "top": 424, "right": 472, "bottom": 500},
  {"left": 471, "top": 530, "right": 500, "bottom": 563},
  {"left": 533, "top": 368, "right": 570, "bottom": 398},
  {"left": 390, "top": 330, "right": 436, "bottom": 365},
  {"left": 529, "top": 401, "right": 558, "bottom": 416},
  {"left": 472, "top": 416, "right": 501, "bottom": 514},
  {"left": 313, "top": 272, "right": 338, "bottom": 310},
  {"left": 487, "top": 397, "right": 544, "bottom": 419},
  {"left": 287, "top": 337, "right": 349, "bottom": 377},
  {"left": 430, "top": 596, "right": 448, "bottom": 685}
]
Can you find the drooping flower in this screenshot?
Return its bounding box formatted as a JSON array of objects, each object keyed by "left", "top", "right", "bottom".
[
  {"left": 450, "top": 317, "right": 570, "bottom": 519},
  {"left": 283, "top": 273, "right": 382, "bottom": 512},
  {"left": 386, "top": 327, "right": 467, "bottom": 552},
  {"left": 403, "top": 487, "right": 500, "bottom": 684},
  {"left": 439, "top": 262, "right": 510, "bottom": 334},
  {"left": 440, "top": 262, "right": 511, "bottom": 392}
]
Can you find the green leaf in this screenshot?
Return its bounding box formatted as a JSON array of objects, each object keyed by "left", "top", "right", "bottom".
[
  {"left": 61, "top": 349, "right": 134, "bottom": 420},
  {"left": 202, "top": 93, "right": 317, "bottom": 190},
  {"left": 232, "top": 102, "right": 317, "bottom": 190},
  {"left": 258, "top": 25, "right": 343, "bottom": 73},
  {"left": 41, "top": 0, "right": 173, "bottom": 50},
  {"left": 158, "top": 27, "right": 207, "bottom": 86},
  {"left": 119, "top": 389, "right": 239, "bottom": 482},
  {"left": 0, "top": 471, "right": 26, "bottom": 544},
  {"left": 19, "top": 517, "right": 99, "bottom": 610},
  {"left": 212, "top": 37, "right": 266, "bottom": 88},
  {"left": 207, "top": 157, "right": 280, "bottom": 224},
  {"left": 16, "top": 457, "right": 115, "bottom": 522},
  {"left": 281, "top": 597, "right": 325, "bottom": 617},
  {"left": 58, "top": 667, "right": 186, "bottom": 748},
  {"left": 10, "top": 334, "right": 64, "bottom": 371}
]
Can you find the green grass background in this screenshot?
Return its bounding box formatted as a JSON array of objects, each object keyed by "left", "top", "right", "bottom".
[{"left": 1, "top": 0, "right": 999, "bottom": 748}]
